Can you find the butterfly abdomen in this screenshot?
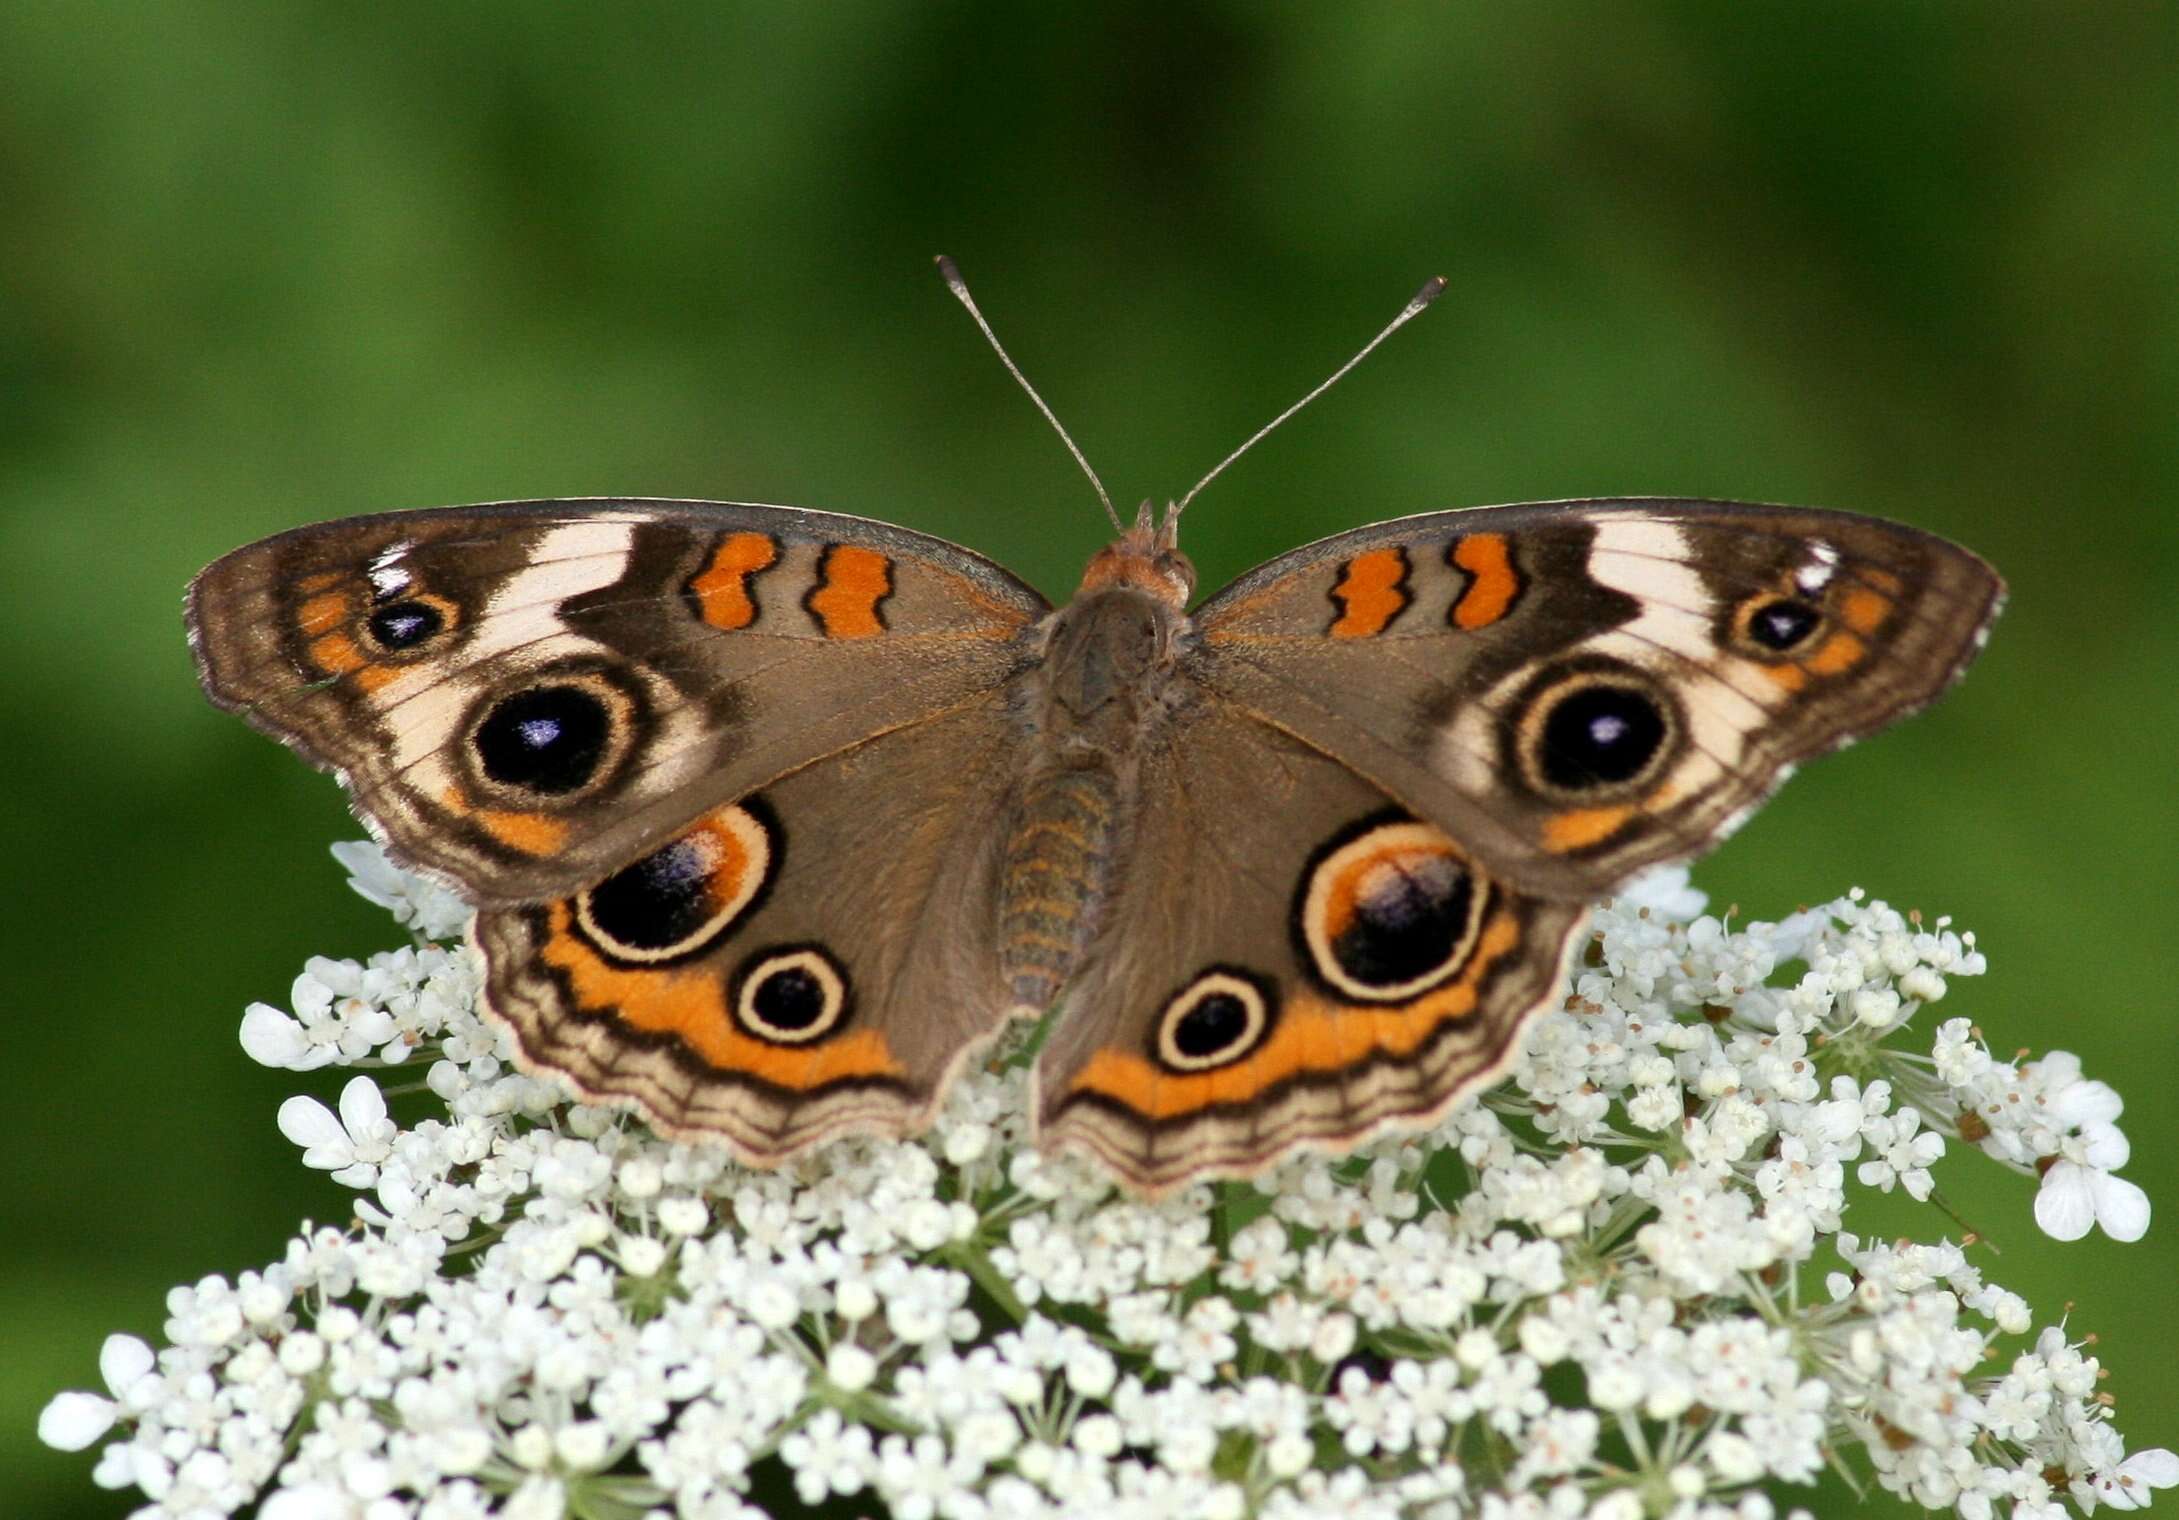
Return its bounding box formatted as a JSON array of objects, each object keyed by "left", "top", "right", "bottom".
[{"left": 998, "top": 767, "right": 1118, "bottom": 1008}]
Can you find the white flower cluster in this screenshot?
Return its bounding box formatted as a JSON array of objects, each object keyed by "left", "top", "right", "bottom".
[{"left": 42, "top": 847, "right": 2170, "bottom": 1520}]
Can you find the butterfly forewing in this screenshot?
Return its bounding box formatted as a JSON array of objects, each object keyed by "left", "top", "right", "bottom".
[
  {"left": 187, "top": 499, "right": 1050, "bottom": 905},
  {"left": 1189, "top": 499, "right": 2003, "bottom": 902}
]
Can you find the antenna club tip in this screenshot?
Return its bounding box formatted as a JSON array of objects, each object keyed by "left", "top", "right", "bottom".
[
  {"left": 1411, "top": 275, "right": 1450, "bottom": 308},
  {"left": 934, "top": 255, "right": 968, "bottom": 294}
]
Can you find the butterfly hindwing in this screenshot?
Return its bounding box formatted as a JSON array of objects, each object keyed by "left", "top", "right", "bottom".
[
  {"left": 476, "top": 693, "right": 1031, "bottom": 1163},
  {"left": 1033, "top": 700, "right": 1589, "bottom": 1193}
]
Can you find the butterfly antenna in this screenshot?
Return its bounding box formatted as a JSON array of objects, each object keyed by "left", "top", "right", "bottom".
[
  {"left": 1171, "top": 275, "right": 1448, "bottom": 525},
  {"left": 937, "top": 255, "right": 1123, "bottom": 535}
]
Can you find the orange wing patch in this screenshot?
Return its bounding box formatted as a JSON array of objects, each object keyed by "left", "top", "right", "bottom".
[
  {"left": 1064, "top": 912, "right": 1523, "bottom": 1120},
  {"left": 1804, "top": 630, "right": 1868, "bottom": 677},
  {"left": 306, "top": 628, "right": 366, "bottom": 676},
  {"left": 297, "top": 591, "right": 349, "bottom": 636},
  {"left": 1540, "top": 804, "right": 1636, "bottom": 854},
  {"left": 297, "top": 586, "right": 363, "bottom": 677},
  {"left": 476, "top": 808, "right": 572, "bottom": 856},
  {"left": 686, "top": 532, "right": 779, "bottom": 631},
  {"left": 1838, "top": 585, "right": 1892, "bottom": 636},
  {"left": 538, "top": 904, "right": 904, "bottom": 1089},
  {"left": 294, "top": 586, "right": 398, "bottom": 692},
  {"left": 1327, "top": 547, "right": 1411, "bottom": 638},
  {"left": 439, "top": 784, "right": 572, "bottom": 857},
  {"left": 1450, "top": 533, "right": 1522, "bottom": 630},
  {"left": 805, "top": 545, "right": 893, "bottom": 638}
]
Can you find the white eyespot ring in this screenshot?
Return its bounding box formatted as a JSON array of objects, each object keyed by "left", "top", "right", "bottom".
[
  {"left": 735, "top": 947, "right": 850, "bottom": 1046},
  {"left": 1154, "top": 970, "right": 1274, "bottom": 1073}
]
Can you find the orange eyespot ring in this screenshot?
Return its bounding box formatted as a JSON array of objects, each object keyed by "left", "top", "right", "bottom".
[
  {"left": 573, "top": 801, "right": 779, "bottom": 966},
  {"left": 1296, "top": 815, "right": 1487, "bottom": 1002}
]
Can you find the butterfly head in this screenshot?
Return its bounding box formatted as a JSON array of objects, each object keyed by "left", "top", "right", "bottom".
[{"left": 1077, "top": 499, "right": 1195, "bottom": 608}]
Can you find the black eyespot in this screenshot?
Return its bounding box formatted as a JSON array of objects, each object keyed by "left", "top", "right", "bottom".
[
  {"left": 1537, "top": 684, "right": 1668, "bottom": 791},
  {"left": 588, "top": 838, "right": 714, "bottom": 950},
  {"left": 1295, "top": 813, "right": 1489, "bottom": 1002},
  {"left": 365, "top": 599, "right": 444, "bottom": 650},
  {"left": 754, "top": 966, "right": 823, "bottom": 1029},
  {"left": 1154, "top": 969, "right": 1275, "bottom": 1072},
  {"left": 1332, "top": 854, "right": 1475, "bottom": 989},
  {"left": 473, "top": 686, "right": 611, "bottom": 795},
  {"left": 1746, "top": 596, "right": 1822, "bottom": 652},
  {"left": 735, "top": 947, "right": 851, "bottom": 1045},
  {"left": 1173, "top": 993, "right": 1249, "bottom": 1060},
  {"left": 575, "top": 802, "right": 777, "bottom": 964}
]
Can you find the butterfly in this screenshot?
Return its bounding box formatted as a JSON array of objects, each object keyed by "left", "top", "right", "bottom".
[{"left": 187, "top": 278, "right": 2003, "bottom": 1194}]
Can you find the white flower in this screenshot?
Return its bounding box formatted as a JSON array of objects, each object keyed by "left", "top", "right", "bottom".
[
  {"left": 778, "top": 1409, "right": 875, "bottom": 1505},
  {"left": 331, "top": 840, "right": 472, "bottom": 940},
  {"left": 2087, "top": 1447, "right": 2179, "bottom": 1511},
  {"left": 37, "top": 1334, "right": 155, "bottom": 1451},
  {"left": 241, "top": 1000, "right": 339, "bottom": 1071},
  {"left": 2041, "top": 1050, "right": 2126, "bottom": 1130},
  {"left": 279, "top": 1075, "right": 399, "bottom": 1187},
  {"left": 1856, "top": 1107, "right": 1946, "bottom": 1201},
  {"left": 2035, "top": 1149, "right": 2151, "bottom": 1242},
  {"left": 875, "top": 1432, "right": 978, "bottom": 1519},
  {"left": 40, "top": 855, "right": 2164, "bottom": 1520},
  {"left": 826, "top": 1342, "right": 879, "bottom": 1392},
  {"left": 1616, "top": 864, "right": 1708, "bottom": 920}
]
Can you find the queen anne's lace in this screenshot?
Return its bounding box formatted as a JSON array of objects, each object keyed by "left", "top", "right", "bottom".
[{"left": 43, "top": 848, "right": 2167, "bottom": 1520}]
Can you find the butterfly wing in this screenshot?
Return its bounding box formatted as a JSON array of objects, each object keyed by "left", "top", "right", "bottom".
[
  {"left": 189, "top": 500, "right": 1050, "bottom": 904},
  {"left": 1190, "top": 499, "right": 2003, "bottom": 900},
  {"left": 475, "top": 691, "right": 1032, "bottom": 1162},
  {"left": 1033, "top": 699, "right": 1588, "bottom": 1192}
]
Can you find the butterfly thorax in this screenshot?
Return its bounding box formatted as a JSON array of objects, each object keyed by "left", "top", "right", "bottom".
[
  {"left": 995, "top": 529, "right": 1198, "bottom": 1010},
  {"left": 1039, "top": 591, "right": 1178, "bottom": 730}
]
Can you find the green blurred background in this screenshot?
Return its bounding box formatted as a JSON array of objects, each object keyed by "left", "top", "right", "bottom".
[{"left": 7, "top": 4, "right": 2174, "bottom": 1514}]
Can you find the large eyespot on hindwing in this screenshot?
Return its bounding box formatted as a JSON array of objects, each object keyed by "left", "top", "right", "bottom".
[
  {"left": 463, "top": 666, "right": 642, "bottom": 803},
  {"left": 1152, "top": 968, "right": 1278, "bottom": 1073},
  {"left": 1509, "top": 660, "right": 1681, "bottom": 803},
  {"left": 572, "top": 800, "right": 781, "bottom": 966},
  {"left": 1294, "top": 813, "right": 1490, "bottom": 1003},
  {"left": 733, "top": 946, "right": 853, "bottom": 1046}
]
